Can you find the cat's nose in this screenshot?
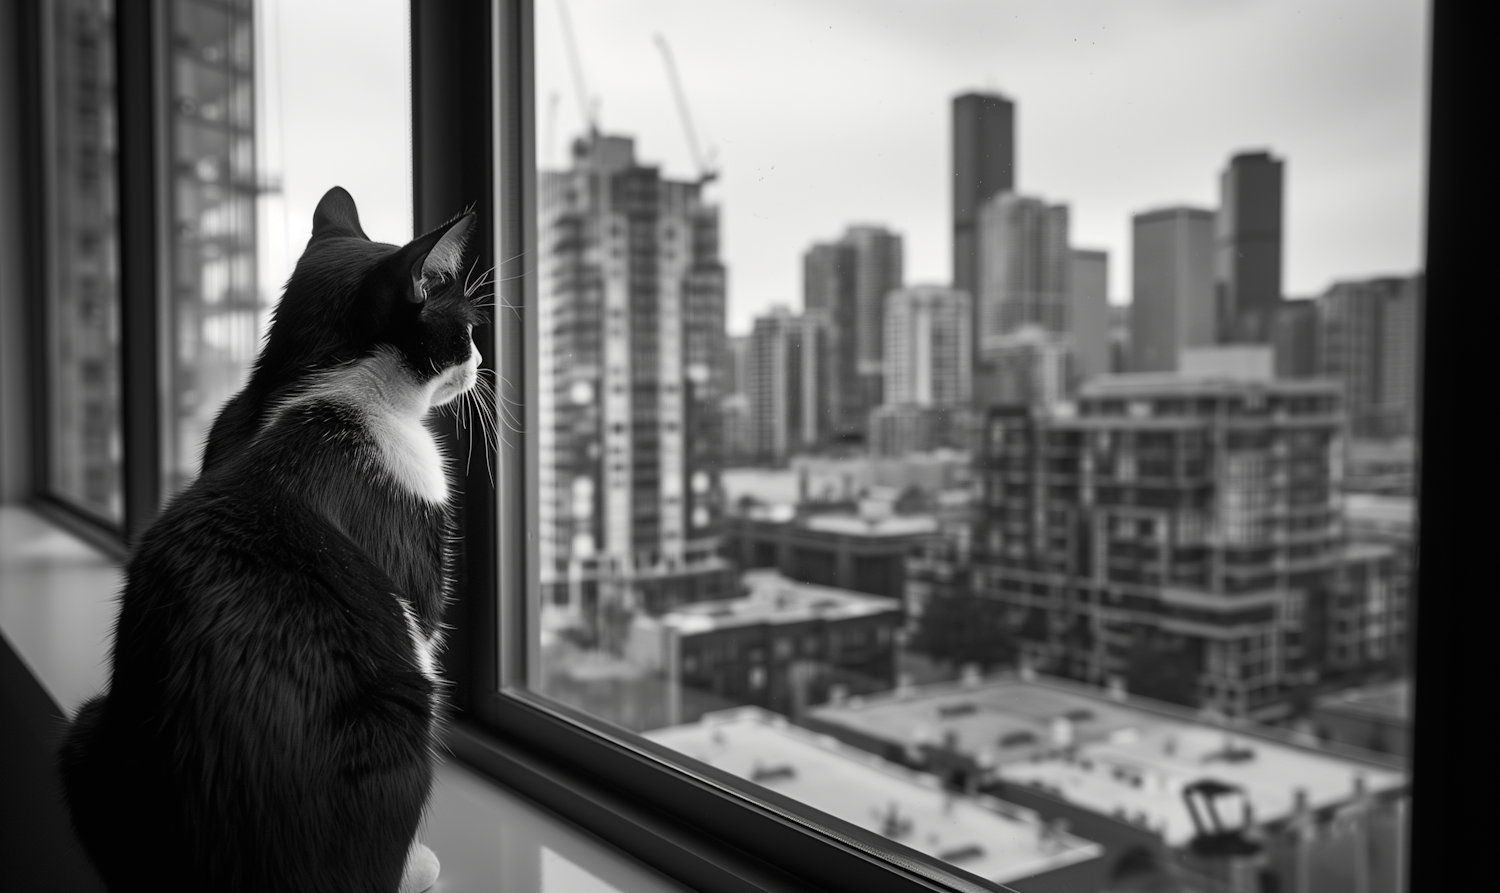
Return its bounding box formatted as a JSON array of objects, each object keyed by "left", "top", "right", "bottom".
[{"left": 471, "top": 346, "right": 482, "bottom": 367}]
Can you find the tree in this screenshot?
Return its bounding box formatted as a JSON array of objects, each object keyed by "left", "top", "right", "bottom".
[{"left": 909, "top": 593, "right": 1017, "bottom": 672}]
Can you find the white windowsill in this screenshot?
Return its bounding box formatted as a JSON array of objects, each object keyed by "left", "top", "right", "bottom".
[{"left": 0, "top": 504, "right": 689, "bottom": 893}]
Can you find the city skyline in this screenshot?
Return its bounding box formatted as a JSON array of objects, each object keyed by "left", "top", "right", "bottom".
[{"left": 535, "top": 0, "right": 1428, "bottom": 336}]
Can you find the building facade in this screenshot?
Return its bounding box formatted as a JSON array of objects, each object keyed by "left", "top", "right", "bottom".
[
  {"left": 1318, "top": 275, "right": 1423, "bottom": 439},
  {"left": 976, "top": 191, "right": 1070, "bottom": 346},
  {"left": 1216, "top": 151, "right": 1285, "bottom": 345},
  {"left": 627, "top": 571, "right": 903, "bottom": 724},
  {"left": 951, "top": 91, "right": 1016, "bottom": 321},
  {"left": 1068, "top": 248, "right": 1111, "bottom": 385},
  {"left": 745, "top": 308, "right": 828, "bottom": 464},
  {"left": 804, "top": 226, "right": 903, "bottom": 441},
  {"left": 969, "top": 374, "right": 1406, "bottom": 718},
  {"left": 537, "top": 134, "right": 733, "bottom": 633},
  {"left": 1130, "top": 206, "right": 1216, "bottom": 373},
  {"left": 1272, "top": 299, "right": 1321, "bottom": 379}
]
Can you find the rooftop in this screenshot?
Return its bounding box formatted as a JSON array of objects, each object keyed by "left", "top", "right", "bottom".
[
  {"left": 1314, "top": 677, "right": 1412, "bottom": 724},
  {"left": 1079, "top": 375, "right": 1341, "bottom": 399},
  {"left": 806, "top": 673, "right": 1406, "bottom": 848},
  {"left": 647, "top": 708, "right": 1103, "bottom": 885},
  {"left": 658, "top": 570, "right": 901, "bottom": 635},
  {"left": 803, "top": 512, "right": 939, "bottom": 538}
]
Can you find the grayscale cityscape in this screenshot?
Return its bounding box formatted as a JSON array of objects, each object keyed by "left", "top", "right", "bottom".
[
  {"left": 531, "top": 74, "right": 1417, "bottom": 893},
  {"left": 24, "top": 0, "right": 1420, "bottom": 891}
]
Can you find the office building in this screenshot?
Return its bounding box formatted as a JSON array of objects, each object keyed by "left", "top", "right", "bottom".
[
  {"left": 883, "top": 286, "right": 973, "bottom": 407},
  {"left": 805, "top": 672, "right": 1409, "bottom": 893},
  {"left": 537, "top": 134, "right": 734, "bottom": 631},
  {"left": 725, "top": 502, "right": 937, "bottom": 606},
  {"left": 41, "top": 0, "right": 124, "bottom": 521},
  {"left": 976, "top": 191, "right": 1070, "bottom": 345},
  {"left": 804, "top": 227, "right": 904, "bottom": 439},
  {"left": 1318, "top": 275, "right": 1423, "bottom": 439},
  {"left": 1272, "top": 299, "right": 1321, "bottom": 379},
  {"left": 650, "top": 708, "right": 1106, "bottom": 889},
  {"left": 976, "top": 325, "right": 1074, "bottom": 411},
  {"left": 745, "top": 308, "right": 828, "bottom": 464},
  {"left": 626, "top": 571, "right": 903, "bottom": 724},
  {"left": 1068, "top": 248, "right": 1111, "bottom": 384},
  {"left": 969, "top": 371, "right": 1407, "bottom": 719},
  {"left": 952, "top": 92, "right": 1017, "bottom": 323},
  {"left": 1130, "top": 207, "right": 1216, "bottom": 373},
  {"left": 871, "top": 286, "right": 973, "bottom": 456},
  {"left": 1109, "top": 304, "right": 1131, "bottom": 374},
  {"left": 1216, "top": 151, "right": 1284, "bottom": 344}
]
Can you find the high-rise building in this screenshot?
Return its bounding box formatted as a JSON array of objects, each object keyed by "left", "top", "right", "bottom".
[
  {"left": 1318, "top": 275, "right": 1424, "bottom": 439},
  {"left": 1216, "top": 151, "right": 1284, "bottom": 344},
  {"left": 163, "top": 0, "right": 264, "bottom": 497},
  {"left": 746, "top": 308, "right": 828, "bottom": 465},
  {"left": 42, "top": 0, "right": 124, "bottom": 521},
  {"left": 1130, "top": 207, "right": 1215, "bottom": 373},
  {"left": 1067, "top": 248, "right": 1110, "bottom": 385},
  {"left": 803, "top": 227, "right": 903, "bottom": 440},
  {"left": 1272, "top": 299, "right": 1321, "bottom": 379},
  {"left": 970, "top": 372, "right": 1407, "bottom": 718},
  {"left": 952, "top": 92, "right": 1017, "bottom": 318},
  {"left": 537, "top": 134, "right": 733, "bottom": 629},
  {"left": 975, "top": 326, "right": 1074, "bottom": 411},
  {"left": 976, "top": 192, "right": 1070, "bottom": 345},
  {"left": 883, "top": 286, "right": 972, "bottom": 407}
]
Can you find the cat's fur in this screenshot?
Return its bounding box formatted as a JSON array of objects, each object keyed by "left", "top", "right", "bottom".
[{"left": 58, "top": 187, "right": 482, "bottom": 893}]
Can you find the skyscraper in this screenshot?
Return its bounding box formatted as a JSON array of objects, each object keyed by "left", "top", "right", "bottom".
[
  {"left": 1130, "top": 207, "right": 1216, "bottom": 373},
  {"left": 870, "top": 286, "right": 973, "bottom": 456},
  {"left": 537, "top": 134, "right": 732, "bottom": 629},
  {"left": 952, "top": 92, "right": 1017, "bottom": 309},
  {"left": 1067, "top": 248, "right": 1110, "bottom": 385},
  {"left": 1318, "top": 275, "right": 1424, "bottom": 439},
  {"left": 882, "top": 286, "right": 972, "bottom": 407},
  {"left": 745, "top": 307, "right": 827, "bottom": 464},
  {"left": 1271, "top": 299, "right": 1321, "bottom": 379},
  {"left": 1216, "top": 151, "right": 1284, "bottom": 344},
  {"left": 803, "top": 226, "right": 903, "bottom": 441},
  {"left": 976, "top": 192, "right": 1070, "bottom": 345}
]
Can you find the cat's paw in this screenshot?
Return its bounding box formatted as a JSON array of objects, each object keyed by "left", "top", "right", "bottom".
[{"left": 400, "top": 842, "right": 441, "bottom": 893}]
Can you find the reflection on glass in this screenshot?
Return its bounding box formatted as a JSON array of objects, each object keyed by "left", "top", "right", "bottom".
[
  {"left": 161, "top": 0, "right": 262, "bottom": 498},
  {"left": 42, "top": 0, "right": 123, "bottom": 524},
  {"left": 527, "top": 3, "right": 1422, "bottom": 891}
]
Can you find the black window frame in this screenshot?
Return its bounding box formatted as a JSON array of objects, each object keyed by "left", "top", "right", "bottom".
[{"left": 5, "top": 1, "right": 1482, "bottom": 891}]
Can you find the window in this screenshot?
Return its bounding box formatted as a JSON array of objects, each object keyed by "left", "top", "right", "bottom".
[
  {"left": 12, "top": 1, "right": 1470, "bottom": 892},
  {"left": 39, "top": 0, "right": 124, "bottom": 525}
]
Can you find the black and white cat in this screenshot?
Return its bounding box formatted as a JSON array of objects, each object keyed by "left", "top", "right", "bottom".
[{"left": 58, "top": 187, "right": 482, "bottom": 893}]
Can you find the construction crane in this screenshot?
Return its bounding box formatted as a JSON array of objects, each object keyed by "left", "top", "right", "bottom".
[
  {"left": 653, "top": 33, "right": 717, "bottom": 186},
  {"left": 556, "top": 0, "right": 598, "bottom": 140}
]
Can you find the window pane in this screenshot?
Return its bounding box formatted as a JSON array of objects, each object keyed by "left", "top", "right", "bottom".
[
  {"left": 160, "top": 0, "right": 412, "bottom": 499},
  {"left": 42, "top": 0, "right": 124, "bottom": 523},
  {"left": 524, "top": 3, "right": 1423, "bottom": 891}
]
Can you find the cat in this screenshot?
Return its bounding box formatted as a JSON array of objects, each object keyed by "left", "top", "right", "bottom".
[{"left": 58, "top": 186, "right": 483, "bottom": 893}]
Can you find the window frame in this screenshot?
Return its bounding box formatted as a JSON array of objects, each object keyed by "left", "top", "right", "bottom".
[
  {"left": 437, "top": 3, "right": 1476, "bottom": 893},
  {"left": 2, "top": 1, "right": 1473, "bottom": 891}
]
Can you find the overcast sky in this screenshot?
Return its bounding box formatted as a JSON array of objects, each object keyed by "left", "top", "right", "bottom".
[{"left": 263, "top": 0, "right": 1429, "bottom": 337}]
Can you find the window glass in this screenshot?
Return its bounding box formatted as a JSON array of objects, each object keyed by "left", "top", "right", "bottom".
[
  {"left": 160, "top": 0, "right": 412, "bottom": 499},
  {"left": 41, "top": 0, "right": 124, "bottom": 523},
  {"left": 525, "top": 2, "right": 1424, "bottom": 890}
]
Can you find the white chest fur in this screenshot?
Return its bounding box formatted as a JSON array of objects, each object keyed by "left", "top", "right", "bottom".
[{"left": 364, "top": 409, "right": 449, "bottom": 505}]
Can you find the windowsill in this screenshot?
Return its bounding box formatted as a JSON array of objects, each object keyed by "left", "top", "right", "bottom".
[{"left": 0, "top": 504, "right": 690, "bottom": 893}]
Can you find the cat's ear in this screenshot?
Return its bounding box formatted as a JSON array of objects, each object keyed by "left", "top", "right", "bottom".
[
  {"left": 393, "top": 211, "right": 475, "bottom": 303},
  {"left": 311, "top": 186, "right": 370, "bottom": 241}
]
